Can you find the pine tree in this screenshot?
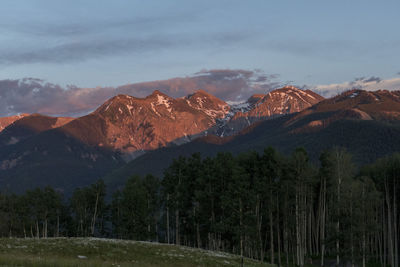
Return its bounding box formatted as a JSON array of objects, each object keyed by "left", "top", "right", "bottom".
[{"left": 119, "top": 175, "right": 148, "bottom": 240}]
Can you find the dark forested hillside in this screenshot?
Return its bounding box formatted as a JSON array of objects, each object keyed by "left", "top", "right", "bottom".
[
  {"left": 0, "top": 128, "right": 124, "bottom": 194},
  {"left": 104, "top": 114, "right": 400, "bottom": 189}
]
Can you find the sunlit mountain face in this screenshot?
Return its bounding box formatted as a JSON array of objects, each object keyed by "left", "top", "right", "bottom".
[
  {"left": 3, "top": 86, "right": 400, "bottom": 195},
  {"left": 0, "top": 86, "right": 322, "bottom": 154}
]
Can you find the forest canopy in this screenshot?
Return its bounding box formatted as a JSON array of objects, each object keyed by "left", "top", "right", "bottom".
[{"left": 0, "top": 147, "right": 398, "bottom": 267}]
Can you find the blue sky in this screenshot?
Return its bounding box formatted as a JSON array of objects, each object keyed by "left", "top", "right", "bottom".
[
  {"left": 1, "top": 0, "right": 399, "bottom": 86},
  {"left": 0, "top": 0, "right": 400, "bottom": 116}
]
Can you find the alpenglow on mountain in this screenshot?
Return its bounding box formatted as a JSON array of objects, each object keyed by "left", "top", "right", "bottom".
[
  {"left": 0, "top": 86, "right": 323, "bottom": 156},
  {"left": 3, "top": 86, "right": 400, "bottom": 194}
]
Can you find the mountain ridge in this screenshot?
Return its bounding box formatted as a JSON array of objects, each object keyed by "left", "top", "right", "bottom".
[
  {"left": 3, "top": 87, "right": 400, "bottom": 194},
  {"left": 0, "top": 86, "right": 321, "bottom": 154}
]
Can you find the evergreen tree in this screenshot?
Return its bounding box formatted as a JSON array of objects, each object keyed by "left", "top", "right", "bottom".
[{"left": 119, "top": 175, "right": 148, "bottom": 240}]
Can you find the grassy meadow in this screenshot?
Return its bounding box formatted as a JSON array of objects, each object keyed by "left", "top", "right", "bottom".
[{"left": 0, "top": 237, "right": 274, "bottom": 267}]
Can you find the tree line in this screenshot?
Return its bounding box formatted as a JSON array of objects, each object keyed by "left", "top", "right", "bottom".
[{"left": 0, "top": 147, "right": 398, "bottom": 267}]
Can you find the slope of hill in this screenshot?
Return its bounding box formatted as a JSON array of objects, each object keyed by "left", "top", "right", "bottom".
[
  {"left": 287, "top": 89, "right": 400, "bottom": 133},
  {"left": 212, "top": 86, "right": 324, "bottom": 136},
  {"left": 5, "top": 88, "right": 399, "bottom": 195},
  {"left": 60, "top": 90, "right": 230, "bottom": 155},
  {"left": 0, "top": 90, "right": 232, "bottom": 193},
  {"left": 104, "top": 90, "right": 400, "bottom": 189},
  {"left": 0, "top": 87, "right": 319, "bottom": 157},
  {"left": 0, "top": 238, "right": 271, "bottom": 267},
  {"left": 237, "top": 86, "right": 324, "bottom": 119},
  {"left": 0, "top": 128, "right": 124, "bottom": 194},
  {"left": 0, "top": 113, "right": 29, "bottom": 132},
  {"left": 0, "top": 114, "right": 74, "bottom": 147}
]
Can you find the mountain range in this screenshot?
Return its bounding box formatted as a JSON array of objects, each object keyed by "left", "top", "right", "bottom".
[{"left": 1, "top": 86, "right": 400, "bottom": 194}]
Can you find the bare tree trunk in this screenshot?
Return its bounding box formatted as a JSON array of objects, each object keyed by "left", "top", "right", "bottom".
[
  {"left": 197, "top": 222, "right": 201, "bottom": 248},
  {"left": 44, "top": 218, "right": 48, "bottom": 238},
  {"left": 36, "top": 220, "right": 39, "bottom": 239},
  {"left": 212, "top": 204, "right": 216, "bottom": 251},
  {"left": 240, "top": 198, "right": 244, "bottom": 267},
  {"left": 385, "top": 180, "right": 395, "bottom": 267},
  {"left": 175, "top": 209, "right": 180, "bottom": 245},
  {"left": 56, "top": 215, "right": 59, "bottom": 238},
  {"left": 321, "top": 177, "right": 326, "bottom": 267},
  {"left": 383, "top": 199, "right": 387, "bottom": 267},
  {"left": 194, "top": 205, "right": 201, "bottom": 249},
  {"left": 277, "top": 194, "right": 281, "bottom": 267},
  {"left": 166, "top": 194, "right": 170, "bottom": 244},
  {"left": 284, "top": 185, "right": 289, "bottom": 267},
  {"left": 362, "top": 184, "right": 366, "bottom": 267},
  {"left": 308, "top": 203, "right": 312, "bottom": 259},
  {"left": 303, "top": 191, "right": 307, "bottom": 265},
  {"left": 256, "top": 195, "right": 264, "bottom": 261},
  {"left": 270, "top": 192, "right": 274, "bottom": 264},
  {"left": 336, "top": 152, "right": 342, "bottom": 267},
  {"left": 296, "top": 192, "right": 301, "bottom": 266},
  {"left": 363, "top": 230, "right": 366, "bottom": 267},
  {"left": 336, "top": 220, "right": 340, "bottom": 267},
  {"left": 91, "top": 190, "right": 100, "bottom": 236},
  {"left": 393, "top": 178, "right": 398, "bottom": 267},
  {"left": 148, "top": 199, "right": 151, "bottom": 238},
  {"left": 378, "top": 215, "right": 383, "bottom": 266},
  {"left": 351, "top": 190, "right": 354, "bottom": 267},
  {"left": 155, "top": 219, "right": 159, "bottom": 243}
]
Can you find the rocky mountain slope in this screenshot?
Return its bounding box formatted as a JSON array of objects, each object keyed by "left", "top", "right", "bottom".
[
  {"left": 59, "top": 87, "right": 322, "bottom": 155},
  {"left": 238, "top": 86, "right": 323, "bottom": 118},
  {"left": 0, "top": 90, "right": 232, "bottom": 193},
  {"left": 0, "top": 114, "right": 29, "bottom": 132},
  {"left": 286, "top": 89, "right": 400, "bottom": 133},
  {"left": 103, "top": 89, "right": 400, "bottom": 188},
  {"left": 59, "top": 90, "right": 230, "bottom": 157},
  {"left": 212, "top": 86, "right": 324, "bottom": 136},
  {"left": 0, "top": 114, "right": 74, "bottom": 147},
  {"left": 0, "top": 87, "right": 321, "bottom": 154},
  {"left": 0, "top": 87, "right": 347, "bottom": 194}
]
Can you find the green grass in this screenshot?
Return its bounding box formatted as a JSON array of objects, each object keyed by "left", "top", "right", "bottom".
[{"left": 0, "top": 238, "right": 274, "bottom": 267}]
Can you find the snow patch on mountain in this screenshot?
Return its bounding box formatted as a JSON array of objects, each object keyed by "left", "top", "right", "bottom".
[
  {"left": 156, "top": 95, "right": 172, "bottom": 113},
  {"left": 150, "top": 102, "right": 161, "bottom": 117},
  {"left": 126, "top": 104, "right": 134, "bottom": 115},
  {"left": 349, "top": 92, "right": 359, "bottom": 98}
]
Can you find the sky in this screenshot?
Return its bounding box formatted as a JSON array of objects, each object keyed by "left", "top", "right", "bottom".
[{"left": 0, "top": 0, "right": 400, "bottom": 116}]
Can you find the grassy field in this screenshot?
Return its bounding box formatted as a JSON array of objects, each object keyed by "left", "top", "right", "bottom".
[{"left": 0, "top": 237, "right": 274, "bottom": 267}]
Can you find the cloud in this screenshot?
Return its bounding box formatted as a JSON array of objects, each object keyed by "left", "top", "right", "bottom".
[
  {"left": 349, "top": 76, "right": 382, "bottom": 85},
  {"left": 311, "top": 76, "right": 400, "bottom": 98},
  {"left": 0, "top": 37, "right": 173, "bottom": 65},
  {"left": 0, "top": 78, "right": 113, "bottom": 117},
  {"left": 116, "top": 69, "right": 280, "bottom": 102},
  {"left": 4, "top": 71, "right": 398, "bottom": 118},
  {"left": 0, "top": 30, "right": 251, "bottom": 66},
  {"left": 0, "top": 4, "right": 252, "bottom": 67},
  {"left": 363, "top": 76, "right": 382, "bottom": 83},
  {"left": 0, "top": 69, "right": 281, "bottom": 117},
  {"left": 1, "top": 15, "right": 190, "bottom": 38}
]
